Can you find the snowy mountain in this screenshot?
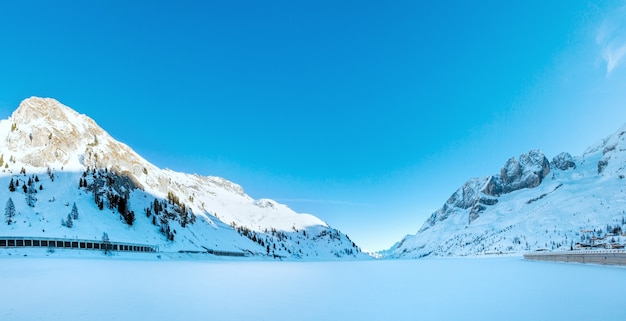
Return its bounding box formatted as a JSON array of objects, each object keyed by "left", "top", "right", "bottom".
[
  {"left": 0, "top": 97, "right": 365, "bottom": 259},
  {"left": 383, "top": 124, "right": 626, "bottom": 258}
]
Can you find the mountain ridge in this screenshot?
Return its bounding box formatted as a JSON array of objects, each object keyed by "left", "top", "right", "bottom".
[
  {"left": 383, "top": 122, "right": 626, "bottom": 258},
  {"left": 0, "top": 97, "right": 365, "bottom": 259}
]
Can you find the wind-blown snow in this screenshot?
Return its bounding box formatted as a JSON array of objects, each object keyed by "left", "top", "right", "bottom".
[{"left": 0, "top": 255, "right": 624, "bottom": 321}]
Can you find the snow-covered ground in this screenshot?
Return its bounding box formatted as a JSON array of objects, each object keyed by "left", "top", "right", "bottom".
[
  {"left": 1, "top": 253, "right": 624, "bottom": 321},
  {"left": 0, "top": 97, "right": 365, "bottom": 259},
  {"left": 386, "top": 124, "right": 626, "bottom": 258}
]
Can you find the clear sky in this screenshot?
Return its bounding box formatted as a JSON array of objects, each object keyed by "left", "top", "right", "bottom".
[{"left": 1, "top": 1, "right": 626, "bottom": 251}]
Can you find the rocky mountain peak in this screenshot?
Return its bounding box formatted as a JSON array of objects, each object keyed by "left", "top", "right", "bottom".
[
  {"left": 419, "top": 150, "right": 551, "bottom": 232},
  {"left": 12, "top": 97, "right": 78, "bottom": 124},
  {"left": 1, "top": 97, "right": 253, "bottom": 201},
  {"left": 385, "top": 123, "right": 626, "bottom": 259},
  {"left": 3, "top": 97, "right": 107, "bottom": 170},
  {"left": 0, "top": 97, "right": 329, "bottom": 231},
  {"left": 0, "top": 97, "right": 363, "bottom": 259},
  {"left": 551, "top": 152, "right": 576, "bottom": 171},
  {"left": 498, "top": 149, "right": 550, "bottom": 195}
]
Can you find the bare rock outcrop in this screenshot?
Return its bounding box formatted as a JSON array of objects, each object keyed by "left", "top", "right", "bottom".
[
  {"left": 420, "top": 150, "right": 551, "bottom": 231},
  {"left": 551, "top": 152, "right": 576, "bottom": 171}
]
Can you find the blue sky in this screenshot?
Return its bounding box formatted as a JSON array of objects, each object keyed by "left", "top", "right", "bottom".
[{"left": 1, "top": 1, "right": 626, "bottom": 251}]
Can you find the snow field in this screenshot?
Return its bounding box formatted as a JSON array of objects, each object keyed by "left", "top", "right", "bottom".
[
  {"left": 0, "top": 98, "right": 365, "bottom": 259},
  {"left": 0, "top": 256, "right": 624, "bottom": 321},
  {"left": 389, "top": 138, "right": 626, "bottom": 258}
]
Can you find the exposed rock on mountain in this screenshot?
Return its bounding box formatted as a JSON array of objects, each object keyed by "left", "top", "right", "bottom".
[
  {"left": 498, "top": 150, "right": 550, "bottom": 194},
  {"left": 0, "top": 97, "right": 365, "bottom": 260},
  {"left": 551, "top": 152, "right": 576, "bottom": 171},
  {"left": 384, "top": 124, "right": 626, "bottom": 258},
  {"left": 420, "top": 150, "right": 551, "bottom": 231}
]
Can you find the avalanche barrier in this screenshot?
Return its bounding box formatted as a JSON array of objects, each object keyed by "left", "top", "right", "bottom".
[
  {"left": 523, "top": 250, "right": 626, "bottom": 266},
  {"left": 0, "top": 236, "right": 158, "bottom": 253}
]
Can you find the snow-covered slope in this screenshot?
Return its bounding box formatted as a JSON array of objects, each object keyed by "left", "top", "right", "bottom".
[
  {"left": 383, "top": 124, "right": 626, "bottom": 258},
  {"left": 0, "top": 97, "right": 365, "bottom": 259}
]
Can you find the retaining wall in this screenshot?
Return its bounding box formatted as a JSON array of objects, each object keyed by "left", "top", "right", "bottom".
[
  {"left": 524, "top": 250, "right": 626, "bottom": 266},
  {"left": 178, "top": 249, "right": 248, "bottom": 257}
]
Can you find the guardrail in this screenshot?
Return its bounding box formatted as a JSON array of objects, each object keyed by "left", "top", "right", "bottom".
[
  {"left": 524, "top": 250, "right": 626, "bottom": 266},
  {"left": 0, "top": 236, "right": 158, "bottom": 253}
]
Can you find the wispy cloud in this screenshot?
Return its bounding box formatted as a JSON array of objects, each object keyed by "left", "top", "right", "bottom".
[
  {"left": 276, "top": 198, "right": 371, "bottom": 207},
  {"left": 597, "top": 4, "right": 626, "bottom": 76}
]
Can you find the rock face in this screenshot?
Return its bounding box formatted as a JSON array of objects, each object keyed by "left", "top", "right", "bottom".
[
  {"left": 583, "top": 127, "right": 626, "bottom": 177},
  {"left": 383, "top": 123, "right": 626, "bottom": 259},
  {"left": 5, "top": 97, "right": 160, "bottom": 184},
  {"left": 419, "top": 150, "right": 550, "bottom": 231},
  {"left": 551, "top": 152, "right": 576, "bottom": 171},
  {"left": 6, "top": 97, "right": 104, "bottom": 168},
  {"left": 498, "top": 150, "right": 550, "bottom": 194}
]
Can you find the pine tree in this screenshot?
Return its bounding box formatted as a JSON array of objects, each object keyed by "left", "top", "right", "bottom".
[
  {"left": 71, "top": 202, "right": 79, "bottom": 220},
  {"left": 102, "top": 232, "right": 111, "bottom": 254},
  {"left": 124, "top": 211, "right": 135, "bottom": 226},
  {"left": 95, "top": 193, "right": 103, "bottom": 210},
  {"left": 26, "top": 184, "right": 37, "bottom": 207},
  {"left": 64, "top": 213, "right": 73, "bottom": 228},
  {"left": 47, "top": 167, "right": 55, "bottom": 181},
  {"left": 5, "top": 198, "right": 15, "bottom": 225},
  {"left": 180, "top": 209, "right": 189, "bottom": 228},
  {"left": 117, "top": 196, "right": 127, "bottom": 216},
  {"left": 8, "top": 178, "right": 15, "bottom": 192}
]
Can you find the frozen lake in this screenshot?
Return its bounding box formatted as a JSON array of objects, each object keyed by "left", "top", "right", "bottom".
[{"left": 1, "top": 255, "right": 624, "bottom": 321}]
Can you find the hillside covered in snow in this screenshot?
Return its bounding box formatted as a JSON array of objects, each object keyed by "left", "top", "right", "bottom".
[
  {"left": 0, "top": 97, "right": 365, "bottom": 260},
  {"left": 383, "top": 124, "right": 626, "bottom": 258}
]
